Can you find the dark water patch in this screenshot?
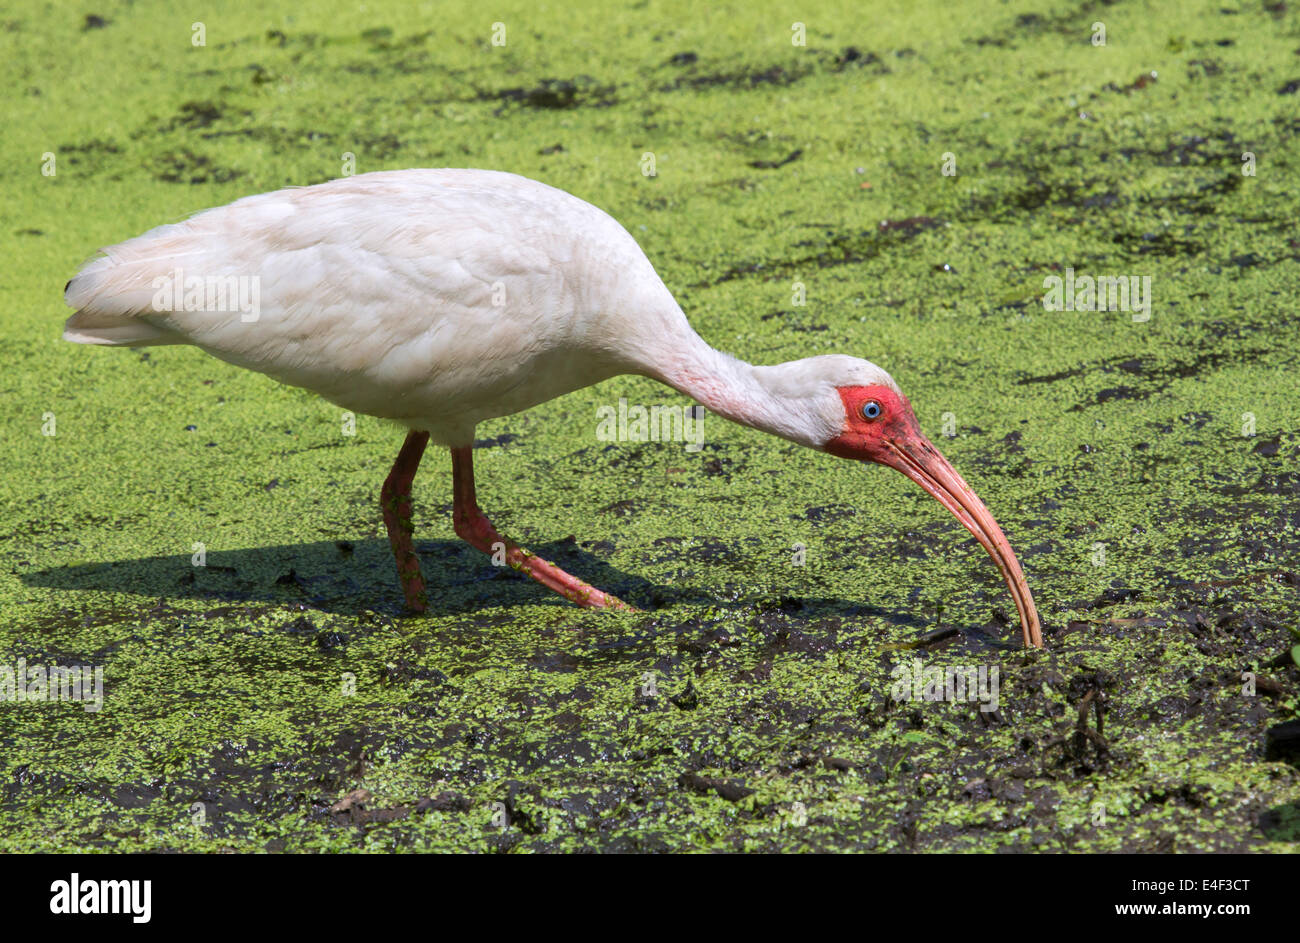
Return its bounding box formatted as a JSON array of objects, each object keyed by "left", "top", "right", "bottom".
[
  {"left": 1015, "top": 365, "right": 1086, "bottom": 385},
  {"left": 1213, "top": 471, "right": 1300, "bottom": 496},
  {"left": 965, "top": 179, "right": 1056, "bottom": 221},
  {"left": 1187, "top": 58, "right": 1223, "bottom": 79},
  {"left": 759, "top": 313, "right": 828, "bottom": 333},
  {"left": 804, "top": 503, "right": 858, "bottom": 522},
  {"left": 1110, "top": 228, "right": 1203, "bottom": 258},
  {"left": 1147, "top": 131, "right": 1242, "bottom": 167},
  {"left": 598, "top": 499, "right": 640, "bottom": 517},
  {"left": 877, "top": 215, "right": 944, "bottom": 235},
  {"left": 169, "top": 100, "right": 225, "bottom": 130},
  {"left": 1095, "top": 385, "right": 1140, "bottom": 404},
  {"left": 832, "top": 47, "right": 890, "bottom": 73},
  {"left": 1252, "top": 436, "right": 1281, "bottom": 457},
  {"left": 749, "top": 149, "right": 802, "bottom": 169},
  {"left": 981, "top": 130, "right": 1241, "bottom": 228},
  {"left": 56, "top": 138, "right": 122, "bottom": 170},
  {"left": 658, "top": 62, "right": 811, "bottom": 92},
  {"left": 1102, "top": 70, "right": 1158, "bottom": 94},
  {"left": 657, "top": 47, "right": 888, "bottom": 96},
  {"left": 1064, "top": 345, "right": 1274, "bottom": 410},
  {"left": 1264, "top": 723, "right": 1300, "bottom": 764},
  {"left": 967, "top": 1, "right": 1130, "bottom": 48},
  {"left": 489, "top": 76, "right": 616, "bottom": 110},
  {"left": 474, "top": 432, "right": 521, "bottom": 448},
  {"left": 148, "top": 148, "right": 243, "bottom": 185},
  {"left": 1260, "top": 800, "right": 1300, "bottom": 838},
  {"left": 356, "top": 132, "right": 402, "bottom": 160},
  {"left": 1136, "top": 171, "right": 1242, "bottom": 217},
  {"left": 678, "top": 770, "right": 752, "bottom": 800},
  {"left": 694, "top": 217, "right": 945, "bottom": 287}
]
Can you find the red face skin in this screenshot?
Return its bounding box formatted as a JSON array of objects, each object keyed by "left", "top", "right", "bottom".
[{"left": 825, "top": 385, "right": 1043, "bottom": 648}]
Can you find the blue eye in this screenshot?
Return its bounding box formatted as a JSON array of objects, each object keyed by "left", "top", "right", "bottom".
[{"left": 861, "top": 400, "right": 882, "bottom": 420}]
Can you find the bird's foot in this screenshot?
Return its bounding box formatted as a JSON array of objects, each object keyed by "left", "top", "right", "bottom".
[
  {"left": 449, "top": 444, "right": 638, "bottom": 613},
  {"left": 455, "top": 511, "right": 637, "bottom": 612},
  {"left": 509, "top": 549, "right": 638, "bottom": 611}
]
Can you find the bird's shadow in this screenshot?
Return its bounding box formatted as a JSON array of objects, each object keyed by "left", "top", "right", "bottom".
[{"left": 20, "top": 537, "right": 929, "bottom": 630}]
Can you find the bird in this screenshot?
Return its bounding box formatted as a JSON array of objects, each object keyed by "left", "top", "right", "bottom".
[{"left": 62, "top": 168, "right": 1043, "bottom": 648}]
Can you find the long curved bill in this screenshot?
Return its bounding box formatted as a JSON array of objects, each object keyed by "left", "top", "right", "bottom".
[{"left": 881, "top": 435, "right": 1043, "bottom": 648}]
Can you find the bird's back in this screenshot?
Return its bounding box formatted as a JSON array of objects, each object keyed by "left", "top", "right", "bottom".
[{"left": 64, "top": 169, "right": 692, "bottom": 443}]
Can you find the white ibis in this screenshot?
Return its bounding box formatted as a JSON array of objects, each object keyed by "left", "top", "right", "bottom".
[{"left": 63, "top": 169, "right": 1043, "bottom": 648}]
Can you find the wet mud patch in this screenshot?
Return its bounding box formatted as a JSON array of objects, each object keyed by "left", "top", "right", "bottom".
[
  {"left": 147, "top": 148, "right": 244, "bottom": 185},
  {"left": 657, "top": 45, "right": 893, "bottom": 94},
  {"left": 487, "top": 77, "right": 617, "bottom": 111},
  {"left": 695, "top": 216, "right": 948, "bottom": 287}
]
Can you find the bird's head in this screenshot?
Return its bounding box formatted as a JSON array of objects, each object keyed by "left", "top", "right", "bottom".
[
  {"left": 667, "top": 352, "right": 1042, "bottom": 647},
  {"left": 801, "top": 359, "right": 1042, "bottom": 648}
]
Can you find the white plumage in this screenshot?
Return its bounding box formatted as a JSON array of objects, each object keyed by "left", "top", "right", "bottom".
[
  {"left": 63, "top": 168, "right": 1042, "bottom": 647},
  {"left": 65, "top": 169, "right": 889, "bottom": 447}
]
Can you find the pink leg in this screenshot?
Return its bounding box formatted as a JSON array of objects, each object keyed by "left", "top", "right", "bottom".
[
  {"left": 381, "top": 430, "right": 430, "bottom": 612},
  {"left": 450, "top": 445, "right": 636, "bottom": 611}
]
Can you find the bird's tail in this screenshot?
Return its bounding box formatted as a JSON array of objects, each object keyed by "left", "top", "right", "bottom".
[{"left": 62, "top": 221, "right": 195, "bottom": 347}]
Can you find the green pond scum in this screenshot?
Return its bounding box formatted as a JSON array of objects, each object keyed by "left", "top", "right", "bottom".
[{"left": 0, "top": 0, "right": 1297, "bottom": 854}]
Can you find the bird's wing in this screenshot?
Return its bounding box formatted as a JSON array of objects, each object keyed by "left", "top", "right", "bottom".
[
  {"left": 61, "top": 170, "right": 689, "bottom": 432},
  {"left": 61, "top": 167, "right": 650, "bottom": 348}
]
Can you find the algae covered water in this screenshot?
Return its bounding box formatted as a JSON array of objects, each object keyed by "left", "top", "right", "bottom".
[{"left": 0, "top": 0, "right": 1298, "bottom": 852}]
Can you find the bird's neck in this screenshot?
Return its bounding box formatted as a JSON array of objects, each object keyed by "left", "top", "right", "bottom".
[{"left": 652, "top": 340, "right": 836, "bottom": 449}]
